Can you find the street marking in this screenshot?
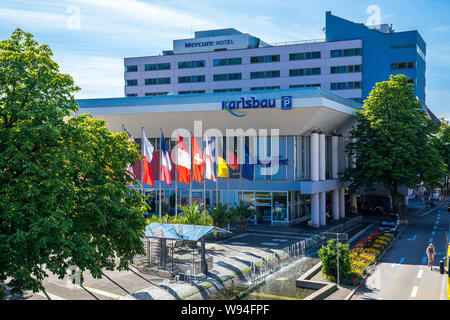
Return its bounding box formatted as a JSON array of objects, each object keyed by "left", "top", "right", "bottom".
[
  {"left": 434, "top": 226, "right": 437, "bottom": 230},
  {"left": 231, "top": 242, "right": 248, "bottom": 245},
  {"left": 77, "top": 285, "right": 124, "bottom": 300},
  {"left": 411, "top": 286, "right": 418, "bottom": 298},
  {"left": 435, "top": 221, "right": 439, "bottom": 225},
  {"left": 407, "top": 235, "right": 417, "bottom": 241},
  {"left": 429, "top": 238, "right": 434, "bottom": 243},
  {"left": 437, "top": 216, "right": 440, "bottom": 220},
  {"left": 432, "top": 231, "right": 436, "bottom": 236},
  {"left": 422, "top": 256, "right": 427, "bottom": 264},
  {"left": 399, "top": 257, "right": 405, "bottom": 264},
  {"left": 417, "top": 270, "right": 423, "bottom": 279},
  {"left": 249, "top": 292, "right": 301, "bottom": 300}
]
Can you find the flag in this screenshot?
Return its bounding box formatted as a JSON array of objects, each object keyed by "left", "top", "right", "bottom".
[
  {"left": 160, "top": 131, "right": 172, "bottom": 185},
  {"left": 192, "top": 134, "right": 204, "bottom": 182},
  {"left": 142, "top": 129, "right": 154, "bottom": 187},
  {"left": 217, "top": 156, "right": 228, "bottom": 178},
  {"left": 242, "top": 144, "right": 254, "bottom": 181},
  {"left": 204, "top": 136, "right": 215, "bottom": 181},
  {"left": 123, "top": 128, "right": 136, "bottom": 177},
  {"left": 177, "top": 135, "right": 191, "bottom": 184},
  {"left": 228, "top": 149, "right": 239, "bottom": 170}
]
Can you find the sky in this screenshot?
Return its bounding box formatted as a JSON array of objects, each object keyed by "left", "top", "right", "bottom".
[{"left": 0, "top": 0, "right": 449, "bottom": 120}]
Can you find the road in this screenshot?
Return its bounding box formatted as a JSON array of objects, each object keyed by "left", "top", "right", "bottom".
[{"left": 352, "top": 199, "right": 450, "bottom": 300}]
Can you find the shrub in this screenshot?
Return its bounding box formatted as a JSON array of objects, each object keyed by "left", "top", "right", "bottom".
[{"left": 318, "top": 239, "right": 351, "bottom": 281}]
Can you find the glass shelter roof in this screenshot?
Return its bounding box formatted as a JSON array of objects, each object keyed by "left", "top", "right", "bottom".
[{"left": 145, "top": 223, "right": 231, "bottom": 241}]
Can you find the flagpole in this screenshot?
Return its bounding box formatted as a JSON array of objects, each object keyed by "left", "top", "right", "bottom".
[
  {"left": 159, "top": 129, "right": 162, "bottom": 219},
  {"left": 175, "top": 136, "right": 178, "bottom": 219},
  {"left": 215, "top": 138, "right": 219, "bottom": 206},
  {"left": 140, "top": 126, "right": 144, "bottom": 195},
  {"left": 203, "top": 138, "right": 206, "bottom": 210},
  {"left": 189, "top": 134, "right": 192, "bottom": 207}
]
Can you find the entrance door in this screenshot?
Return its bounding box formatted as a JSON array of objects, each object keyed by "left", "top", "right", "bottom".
[{"left": 256, "top": 205, "right": 272, "bottom": 224}]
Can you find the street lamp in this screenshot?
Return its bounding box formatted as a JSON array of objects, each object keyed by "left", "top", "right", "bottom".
[{"left": 323, "top": 232, "right": 348, "bottom": 285}]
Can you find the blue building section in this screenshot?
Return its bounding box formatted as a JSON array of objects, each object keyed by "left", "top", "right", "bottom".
[{"left": 325, "top": 11, "right": 426, "bottom": 106}]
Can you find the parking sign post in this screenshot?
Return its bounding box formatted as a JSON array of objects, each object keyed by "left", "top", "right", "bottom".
[{"left": 323, "top": 232, "right": 348, "bottom": 286}]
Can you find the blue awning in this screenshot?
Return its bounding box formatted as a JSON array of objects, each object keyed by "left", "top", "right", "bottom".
[{"left": 145, "top": 223, "right": 231, "bottom": 241}]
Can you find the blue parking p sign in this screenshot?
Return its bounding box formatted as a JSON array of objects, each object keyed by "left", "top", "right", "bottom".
[{"left": 281, "top": 96, "right": 292, "bottom": 110}]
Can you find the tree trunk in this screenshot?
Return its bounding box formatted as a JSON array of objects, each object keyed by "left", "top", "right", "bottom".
[{"left": 391, "top": 184, "right": 400, "bottom": 214}]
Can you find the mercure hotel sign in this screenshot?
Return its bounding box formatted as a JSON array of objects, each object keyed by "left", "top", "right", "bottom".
[{"left": 173, "top": 34, "right": 250, "bottom": 54}]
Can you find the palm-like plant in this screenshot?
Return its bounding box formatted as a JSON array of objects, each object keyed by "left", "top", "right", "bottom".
[
  {"left": 178, "top": 203, "right": 213, "bottom": 226},
  {"left": 230, "top": 200, "right": 257, "bottom": 232},
  {"left": 210, "top": 201, "right": 231, "bottom": 228}
]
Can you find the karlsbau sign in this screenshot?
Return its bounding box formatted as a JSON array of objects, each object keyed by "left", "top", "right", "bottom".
[
  {"left": 221, "top": 96, "right": 292, "bottom": 117},
  {"left": 173, "top": 34, "right": 251, "bottom": 54}
]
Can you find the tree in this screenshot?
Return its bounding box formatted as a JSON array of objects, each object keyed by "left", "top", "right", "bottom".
[
  {"left": 0, "top": 29, "right": 147, "bottom": 299},
  {"left": 210, "top": 201, "right": 231, "bottom": 228},
  {"left": 178, "top": 203, "right": 213, "bottom": 226},
  {"left": 436, "top": 118, "right": 450, "bottom": 190},
  {"left": 318, "top": 239, "right": 351, "bottom": 281},
  {"left": 230, "top": 200, "right": 256, "bottom": 232},
  {"left": 342, "top": 74, "right": 447, "bottom": 213}
]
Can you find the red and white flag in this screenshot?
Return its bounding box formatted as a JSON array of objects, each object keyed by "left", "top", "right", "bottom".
[
  {"left": 192, "top": 134, "right": 205, "bottom": 182},
  {"left": 177, "top": 135, "right": 191, "bottom": 184},
  {"left": 142, "top": 129, "right": 154, "bottom": 187},
  {"left": 204, "top": 136, "right": 215, "bottom": 181},
  {"left": 160, "top": 131, "right": 172, "bottom": 185}
]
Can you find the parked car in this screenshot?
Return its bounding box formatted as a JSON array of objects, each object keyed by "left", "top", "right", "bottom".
[{"left": 379, "top": 213, "right": 400, "bottom": 234}]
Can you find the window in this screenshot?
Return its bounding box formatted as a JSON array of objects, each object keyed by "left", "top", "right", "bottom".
[
  {"left": 145, "top": 92, "right": 168, "bottom": 96},
  {"left": 178, "top": 60, "right": 205, "bottom": 69},
  {"left": 145, "top": 78, "right": 170, "bottom": 85},
  {"left": 125, "top": 65, "right": 138, "bottom": 72},
  {"left": 250, "top": 70, "right": 280, "bottom": 79},
  {"left": 289, "top": 83, "right": 320, "bottom": 88},
  {"left": 213, "top": 58, "right": 242, "bottom": 66},
  {"left": 145, "top": 63, "right": 170, "bottom": 71},
  {"left": 289, "top": 68, "right": 321, "bottom": 77},
  {"left": 125, "top": 79, "right": 138, "bottom": 86},
  {"left": 391, "top": 61, "right": 416, "bottom": 70},
  {"left": 331, "top": 48, "right": 362, "bottom": 58},
  {"left": 250, "top": 86, "right": 280, "bottom": 91},
  {"left": 178, "top": 90, "right": 206, "bottom": 95},
  {"left": 289, "top": 51, "right": 321, "bottom": 61},
  {"left": 178, "top": 75, "right": 205, "bottom": 83},
  {"left": 213, "top": 73, "right": 242, "bottom": 81},
  {"left": 213, "top": 88, "right": 242, "bottom": 93},
  {"left": 331, "top": 65, "right": 361, "bottom": 74},
  {"left": 126, "top": 93, "right": 138, "bottom": 97},
  {"left": 250, "top": 55, "right": 280, "bottom": 64},
  {"left": 330, "top": 81, "right": 362, "bottom": 90}
]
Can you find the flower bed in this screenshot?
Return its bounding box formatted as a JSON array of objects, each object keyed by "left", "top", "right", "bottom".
[{"left": 349, "top": 231, "right": 394, "bottom": 286}]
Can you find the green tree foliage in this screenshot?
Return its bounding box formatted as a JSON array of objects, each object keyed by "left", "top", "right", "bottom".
[
  {"left": 436, "top": 118, "right": 450, "bottom": 174},
  {"left": 318, "top": 239, "right": 351, "bottom": 281},
  {"left": 0, "top": 29, "right": 147, "bottom": 299},
  {"left": 342, "top": 74, "right": 446, "bottom": 213},
  {"left": 178, "top": 203, "right": 213, "bottom": 226},
  {"left": 230, "top": 200, "right": 256, "bottom": 232},
  {"left": 210, "top": 201, "right": 231, "bottom": 228}
]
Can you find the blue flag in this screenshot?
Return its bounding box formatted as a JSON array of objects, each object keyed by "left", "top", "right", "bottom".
[{"left": 242, "top": 144, "right": 254, "bottom": 181}]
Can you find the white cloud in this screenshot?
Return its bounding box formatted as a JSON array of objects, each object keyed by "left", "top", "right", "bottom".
[{"left": 53, "top": 53, "right": 124, "bottom": 98}]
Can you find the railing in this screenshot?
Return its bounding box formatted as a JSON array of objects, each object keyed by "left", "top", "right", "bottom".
[{"left": 268, "top": 39, "right": 326, "bottom": 47}]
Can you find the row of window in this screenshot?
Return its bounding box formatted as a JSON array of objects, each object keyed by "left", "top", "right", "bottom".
[
  {"left": 330, "top": 64, "right": 361, "bottom": 74},
  {"left": 390, "top": 61, "right": 416, "bottom": 70},
  {"left": 125, "top": 48, "right": 363, "bottom": 72},
  {"left": 330, "top": 81, "right": 362, "bottom": 91}
]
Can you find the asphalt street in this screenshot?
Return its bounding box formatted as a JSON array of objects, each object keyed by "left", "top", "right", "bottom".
[{"left": 352, "top": 199, "right": 450, "bottom": 300}]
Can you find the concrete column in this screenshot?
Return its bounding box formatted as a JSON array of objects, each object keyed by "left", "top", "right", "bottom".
[
  {"left": 319, "top": 134, "right": 326, "bottom": 181},
  {"left": 319, "top": 192, "right": 326, "bottom": 226},
  {"left": 332, "top": 189, "right": 339, "bottom": 220},
  {"left": 339, "top": 188, "right": 345, "bottom": 219},
  {"left": 331, "top": 136, "right": 339, "bottom": 179},
  {"left": 310, "top": 133, "right": 319, "bottom": 182},
  {"left": 311, "top": 193, "right": 320, "bottom": 228},
  {"left": 351, "top": 194, "right": 357, "bottom": 210}
]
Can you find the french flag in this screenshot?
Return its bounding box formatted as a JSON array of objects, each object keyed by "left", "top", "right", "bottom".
[{"left": 160, "top": 131, "right": 172, "bottom": 185}]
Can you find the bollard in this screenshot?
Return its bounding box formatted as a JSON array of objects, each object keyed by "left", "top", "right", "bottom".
[{"left": 440, "top": 259, "right": 445, "bottom": 275}]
